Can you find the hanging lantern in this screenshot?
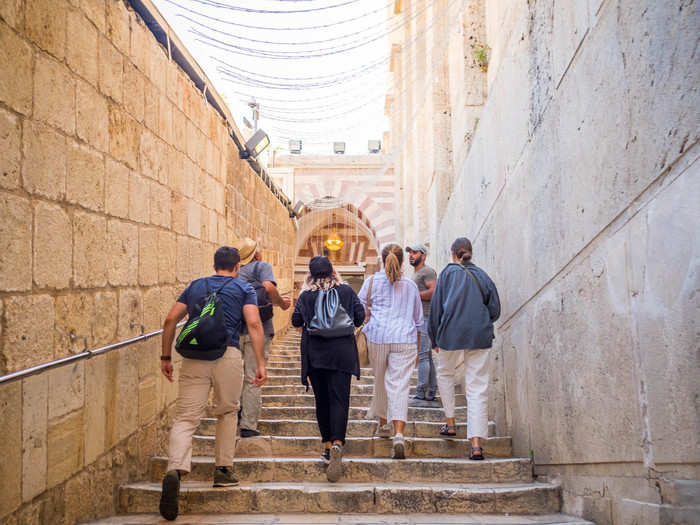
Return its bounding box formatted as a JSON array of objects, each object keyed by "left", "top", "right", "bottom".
[{"left": 324, "top": 230, "right": 344, "bottom": 251}]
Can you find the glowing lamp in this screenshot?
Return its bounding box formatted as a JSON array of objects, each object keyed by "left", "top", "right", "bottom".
[{"left": 324, "top": 231, "right": 344, "bottom": 251}]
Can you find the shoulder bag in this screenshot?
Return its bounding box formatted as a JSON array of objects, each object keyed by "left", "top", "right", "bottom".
[{"left": 354, "top": 277, "right": 374, "bottom": 367}]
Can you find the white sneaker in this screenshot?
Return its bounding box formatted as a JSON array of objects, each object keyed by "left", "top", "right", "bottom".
[
  {"left": 392, "top": 433, "right": 406, "bottom": 459},
  {"left": 375, "top": 423, "right": 392, "bottom": 438}
]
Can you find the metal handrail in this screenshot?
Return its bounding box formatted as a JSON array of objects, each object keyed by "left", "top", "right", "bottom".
[{"left": 0, "top": 322, "right": 184, "bottom": 386}]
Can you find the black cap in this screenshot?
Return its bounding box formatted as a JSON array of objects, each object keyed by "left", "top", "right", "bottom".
[{"left": 309, "top": 256, "right": 333, "bottom": 278}]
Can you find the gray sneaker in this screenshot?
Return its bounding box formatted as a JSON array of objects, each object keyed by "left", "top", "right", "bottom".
[
  {"left": 375, "top": 423, "right": 392, "bottom": 438},
  {"left": 392, "top": 433, "right": 406, "bottom": 459},
  {"left": 213, "top": 467, "right": 239, "bottom": 487},
  {"left": 326, "top": 444, "right": 343, "bottom": 483}
]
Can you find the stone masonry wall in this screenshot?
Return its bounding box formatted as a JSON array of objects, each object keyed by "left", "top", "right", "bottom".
[
  {"left": 392, "top": 1, "right": 699, "bottom": 524},
  {"left": 0, "top": 0, "right": 295, "bottom": 522}
]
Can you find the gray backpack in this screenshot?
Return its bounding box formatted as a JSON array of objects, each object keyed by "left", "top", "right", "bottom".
[{"left": 307, "top": 287, "right": 354, "bottom": 338}]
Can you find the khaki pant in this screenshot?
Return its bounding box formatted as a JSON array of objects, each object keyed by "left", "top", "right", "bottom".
[
  {"left": 167, "top": 347, "right": 243, "bottom": 472},
  {"left": 238, "top": 334, "right": 272, "bottom": 431}
]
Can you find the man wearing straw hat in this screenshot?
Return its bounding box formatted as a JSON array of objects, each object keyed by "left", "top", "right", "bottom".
[{"left": 236, "top": 238, "right": 292, "bottom": 437}]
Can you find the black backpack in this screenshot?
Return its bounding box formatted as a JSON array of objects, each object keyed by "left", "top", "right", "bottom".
[
  {"left": 175, "top": 278, "right": 233, "bottom": 360},
  {"left": 307, "top": 287, "right": 354, "bottom": 338},
  {"left": 248, "top": 261, "right": 274, "bottom": 323}
]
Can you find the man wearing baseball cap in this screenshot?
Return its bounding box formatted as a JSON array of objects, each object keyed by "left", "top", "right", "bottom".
[
  {"left": 236, "top": 238, "right": 292, "bottom": 437},
  {"left": 405, "top": 243, "right": 438, "bottom": 406}
]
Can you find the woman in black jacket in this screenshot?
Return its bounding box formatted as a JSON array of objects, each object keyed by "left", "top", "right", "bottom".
[{"left": 291, "top": 256, "right": 365, "bottom": 482}]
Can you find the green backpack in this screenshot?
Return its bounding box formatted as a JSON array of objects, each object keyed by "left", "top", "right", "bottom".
[{"left": 175, "top": 278, "right": 233, "bottom": 360}]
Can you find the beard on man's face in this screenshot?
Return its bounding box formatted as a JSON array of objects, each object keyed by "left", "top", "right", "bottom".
[{"left": 409, "top": 254, "right": 423, "bottom": 267}]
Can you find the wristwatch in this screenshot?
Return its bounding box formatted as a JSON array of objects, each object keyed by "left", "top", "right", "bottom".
[{"left": 160, "top": 355, "right": 172, "bottom": 361}]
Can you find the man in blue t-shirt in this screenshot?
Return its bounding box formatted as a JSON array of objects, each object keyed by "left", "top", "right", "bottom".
[{"left": 158, "top": 246, "right": 267, "bottom": 521}]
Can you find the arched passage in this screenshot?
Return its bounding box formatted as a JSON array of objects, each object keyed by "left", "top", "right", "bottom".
[{"left": 293, "top": 202, "right": 382, "bottom": 293}]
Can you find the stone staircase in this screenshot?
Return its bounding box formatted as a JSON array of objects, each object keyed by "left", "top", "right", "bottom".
[{"left": 99, "top": 332, "right": 592, "bottom": 523}]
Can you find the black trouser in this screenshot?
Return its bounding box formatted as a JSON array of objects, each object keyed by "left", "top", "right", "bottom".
[{"left": 308, "top": 368, "right": 352, "bottom": 444}]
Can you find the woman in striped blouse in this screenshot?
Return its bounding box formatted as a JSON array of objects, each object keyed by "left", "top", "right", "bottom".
[{"left": 358, "top": 243, "right": 423, "bottom": 459}]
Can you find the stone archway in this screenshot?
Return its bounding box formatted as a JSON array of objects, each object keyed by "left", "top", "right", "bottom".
[{"left": 293, "top": 202, "right": 381, "bottom": 294}]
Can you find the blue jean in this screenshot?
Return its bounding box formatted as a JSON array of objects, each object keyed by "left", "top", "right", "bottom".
[{"left": 415, "top": 318, "right": 437, "bottom": 399}]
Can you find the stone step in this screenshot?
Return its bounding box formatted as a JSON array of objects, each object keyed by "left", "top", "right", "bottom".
[
  {"left": 193, "top": 434, "right": 511, "bottom": 458},
  {"left": 260, "top": 393, "right": 465, "bottom": 408},
  {"left": 85, "top": 512, "right": 594, "bottom": 524},
  {"left": 260, "top": 384, "right": 460, "bottom": 396},
  {"left": 200, "top": 418, "right": 498, "bottom": 439},
  {"left": 258, "top": 406, "right": 462, "bottom": 422},
  {"left": 119, "top": 481, "right": 561, "bottom": 515},
  {"left": 148, "top": 456, "right": 532, "bottom": 484},
  {"left": 265, "top": 375, "right": 382, "bottom": 386},
  {"left": 266, "top": 367, "right": 381, "bottom": 375}
]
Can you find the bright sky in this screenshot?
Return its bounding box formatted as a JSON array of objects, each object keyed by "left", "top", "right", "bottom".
[{"left": 152, "top": 0, "right": 392, "bottom": 155}]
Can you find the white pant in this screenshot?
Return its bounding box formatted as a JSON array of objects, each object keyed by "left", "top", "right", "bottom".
[
  {"left": 436, "top": 348, "right": 490, "bottom": 439},
  {"left": 367, "top": 342, "right": 416, "bottom": 423}
]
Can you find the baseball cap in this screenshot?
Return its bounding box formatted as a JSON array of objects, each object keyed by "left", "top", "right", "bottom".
[{"left": 405, "top": 243, "right": 428, "bottom": 254}]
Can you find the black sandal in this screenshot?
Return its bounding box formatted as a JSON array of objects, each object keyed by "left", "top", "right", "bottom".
[
  {"left": 439, "top": 425, "right": 457, "bottom": 437},
  {"left": 469, "top": 447, "right": 485, "bottom": 460}
]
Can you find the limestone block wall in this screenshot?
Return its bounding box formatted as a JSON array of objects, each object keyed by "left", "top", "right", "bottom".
[
  {"left": 0, "top": 0, "right": 295, "bottom": 522},
  {"left": 422, "top": 1, "right": 698, "bottom": 524}
]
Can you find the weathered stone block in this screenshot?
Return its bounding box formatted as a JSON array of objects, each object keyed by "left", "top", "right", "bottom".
[
  {"left": 141, "top": 288, "right": 162, "bottom": 333},
  {"left": 139, "top": 226, "right": 159, "bottom": 286},
  {"left": 84, "top": 355, "right": 107, "bottom": 465},
  {"left": 144, "top": 80, "right": 159, "bottom": 133},
  {"left": 92, "top": 291, "right": 117, "bottom": 346},
  {"left": 0, "top": 107, "right": 21, "bottom": 190},
  {"left": 66, "top": 9, "right": 98, "bottom": 85},
  {"left": 128, "top": 171, "right": 150, "bottom": 223},
  {"left": 187, "top": 199, "right": 201, "bottom": 238},
  {"left": 158, "top": 95, "right": 173, "bottom": 144},
  {"left": 55, "top": 293, "right": 93, "bottom": 357},
  {"left": 139, "top": 128, "right": 163, "bottom": 182},
  {"left": 156, "top": 230, "right": 177, "bottom": 284},
  {"left": 150, "top": 181, "right": 171, "bottom": 228},
  {"left": 105, "top": 158, "right": 130, "bottom": 219},
  {"left": 22, "top": 375, "right": 48, "bottom": 502},
  {"left": 22, "top": 120, "right": 67, "bottom": 200},
  {"left": 138, "top": 376, "right": 158, "bottom": 425},
  {"left": 172, "top": 107, "right": 187, "bottom": 153},
  {"left": 171, "top": 192, "right": 188, "bottom": 235},
  {"left": 118, "top": 288, "right": 143, "bottom": 339},
  {"left": 73, "top": 211, "right": 107, "bottom": 288},
  {"left": 34, "top": 53, "right": 75, "bottom": 135},
  {"left": 33, "top": 201, "right": 72, "bottom": 290},
  {"left": 2, "top": 295, "right": 55, "bottom": 372},
  {"left": 26, "top": 0, "right": 66, "bottom": 60},
  {"left": 176, "top": 234, "right": 190, "bottom": 283},
  {"left": 0, "top": 193, "right": 32, "bottom": 292},
  {"left": 123, "top": 62, "right": 145, "bottom": 122},
  {"left": 106, "top": 0, "right": 129, "bottom": 54},
  {"left": 117, "top": 349, "right": 139, "bottom": 440},
  {"left": 0, "top": 381, "right": 21, "bottom": 516},
  {"left": 109, "top": 105, "right": 139, "bottom": 169},
  {"left": 77, "top": 0, "right": 106, "bottom": 33},
  {"left": 107, "top": 219, "right": 139, "bottom": 286},
  {"left": 76, "top": 79, "right": 109, "bottom": 153},
  {"left": 48, "top": 361, "right": 85, "bottom": 419},
  {"left": 67, "top": 141, "right": 105, "bottom": 212},
  {"left": 47, "top": 409, "right": 84, "bottom": 488},
  {"left": 0, "top": 0, "right": 22, "bottom": 29},
  {"left": 98, "top": 36, "right": 123, "bottom": 103}
]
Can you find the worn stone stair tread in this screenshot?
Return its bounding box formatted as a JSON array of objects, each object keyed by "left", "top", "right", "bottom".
[
  {"left": 148, "top": 455, "right": 532, "bottom": 484},
  {"left": 83, "top": 512, "right": 594, "bottom": 524},
  {"left": 119, "top": 480, "right": 561, "bottom": 514}
]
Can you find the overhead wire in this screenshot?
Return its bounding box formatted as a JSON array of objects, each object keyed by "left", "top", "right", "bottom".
[{"left": 179, "top": 0, "right": 363, "bottom": 14}]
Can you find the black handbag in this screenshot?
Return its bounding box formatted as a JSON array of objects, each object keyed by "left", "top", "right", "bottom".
[{"left": 307, "top": 287, "right": 354, "bottom": 338}]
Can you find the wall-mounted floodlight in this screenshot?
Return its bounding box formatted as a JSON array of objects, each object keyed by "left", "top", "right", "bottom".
[
  {"left": 289, "top": 139, "right": 302, "bottom": 154},
  {"left": 333, "top": 142, "right": 346, "bottom": 154},
  {"left": 240, "top": 129, "right": 270, "bottom": 159},
  {"left": 290, "top": 200, "right": 305, "bottom": 218},
  {"left": 368, "top": 140, "right": 381, "bottom": 153}
]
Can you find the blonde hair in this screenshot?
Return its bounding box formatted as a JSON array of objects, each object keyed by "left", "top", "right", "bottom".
[
  {"left": 302, "top": 271, "right": 344, "bottom": 292},
  {"left": 381, "top": 243, "right": 404, "bottom": 285}
]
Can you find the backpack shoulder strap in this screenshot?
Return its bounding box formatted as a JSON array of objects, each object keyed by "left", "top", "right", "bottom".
[
  {"left": 367, "top": 276, "right": 374, "bottom": 308},
  {"left": 214, "top": 276, "right": 234, "bottom": 294},
  {"left": 460, "top": 265, "right": 486, "bottom": 304}
]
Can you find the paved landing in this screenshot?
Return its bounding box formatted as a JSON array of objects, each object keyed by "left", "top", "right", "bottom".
[{"left": 84, "top": 512, "right": 594, "bottom": 524}]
